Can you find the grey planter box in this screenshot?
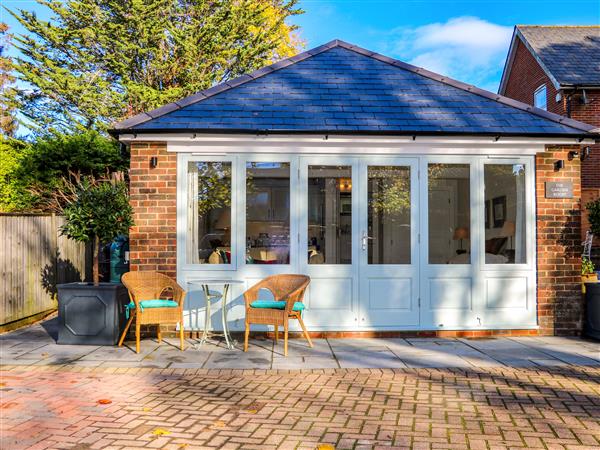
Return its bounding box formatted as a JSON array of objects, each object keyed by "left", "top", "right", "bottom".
[
  {"left": 57, "top": 282, "right": 129, "bottom": 345},
  {"left": 584, "top": 282, "right": 600, "bottom": 341}
]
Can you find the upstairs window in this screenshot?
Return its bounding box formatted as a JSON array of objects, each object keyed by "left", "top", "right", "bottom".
[{"left": 534, "top": 85, "right": 547, "bottom": 110}]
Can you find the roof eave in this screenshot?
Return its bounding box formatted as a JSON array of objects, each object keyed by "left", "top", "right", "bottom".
[{"left": 110, "top": 127, "right": 598, "bottom": 142}]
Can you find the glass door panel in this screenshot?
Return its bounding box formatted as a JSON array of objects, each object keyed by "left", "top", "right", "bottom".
[
  {"left": 358, "top": 158, "right": 419, "bottom": 328},
  {"left": 427, "top": 163, "right": 471, "bottom": 264},
  {"left": 367, "top": 165, "right": 411, "bottom": 265},
  {"left": 299, "top": 157, "right": 359, "bottom": 329},
  {"left": 307, "top": 165, "right": 352, "bottom": 265},
  {"left": 245, "top": 162, "right": 290, "bottom": 265},
  {"left": 420, "top": 159, "right": 476, "bottom": 330},
  {"left": 484, "top": 163, "right": 527, "bottom": 264},
  {"left": 186, "top": 161, "right": 232, "bottom": 265}
]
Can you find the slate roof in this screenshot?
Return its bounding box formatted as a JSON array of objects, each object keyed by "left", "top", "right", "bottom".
[
  {"left": 516, "top": 26, "right": 600, "bottom": 87},
  {"left": 113, "top": 40, "right": 596, "bottom": 138}
]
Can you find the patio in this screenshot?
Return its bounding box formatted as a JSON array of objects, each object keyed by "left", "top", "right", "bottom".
[
  {"left": 1, "top": 317, "right": 599, "bottom": 370},
  {"left": 2, "top": 319, "right": 600, "bottom": 449}
]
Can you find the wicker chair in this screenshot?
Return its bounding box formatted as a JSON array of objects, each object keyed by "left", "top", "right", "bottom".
[
  {"left": 118, "top": 271, "right": 186, "bottom": 353},
  {"left": 243, "top": 274, "right": 312, "bottom": 356}
]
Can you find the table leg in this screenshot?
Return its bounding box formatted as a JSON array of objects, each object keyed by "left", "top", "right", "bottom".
[
  {"left": 221, "top": 284, "right": 234, "bottom": 350},
  {"left": 199, "top": 284, "right": 211, "bottom": 346}
]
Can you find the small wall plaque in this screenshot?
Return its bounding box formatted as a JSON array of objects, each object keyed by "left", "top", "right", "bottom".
[{"left": 545, "top": 181, "right": 573, "bottom": 199}]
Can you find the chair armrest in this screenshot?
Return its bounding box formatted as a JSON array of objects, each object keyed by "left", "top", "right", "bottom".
[
  {"left": 162, "top": 280, "right": 186, "bottom": 307},
  {"left": 243, "top": 280, "right": 267, "bottom": 309},
  {"left": 283, "top": 285, "right": 307, "bottom": 313}
]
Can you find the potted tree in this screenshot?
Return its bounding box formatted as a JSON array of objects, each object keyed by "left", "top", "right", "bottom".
[
  {"left": 584, "top": 198, "right": 600, "bottom": 340},
  {"left": 56, "top": 179, "right": 134, "bottom": 345}
]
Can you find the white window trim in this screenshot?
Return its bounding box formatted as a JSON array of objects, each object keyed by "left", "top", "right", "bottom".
[
  {"left": 177, "top": 154, "right": 238, "bottom": 272},
  {"left": 479, "top": 157, "right": 536, "bottom": 272}
]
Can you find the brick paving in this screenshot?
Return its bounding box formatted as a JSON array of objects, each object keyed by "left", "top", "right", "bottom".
[{"left": 1, "top": 365, "right": 600, "bottom": 450}]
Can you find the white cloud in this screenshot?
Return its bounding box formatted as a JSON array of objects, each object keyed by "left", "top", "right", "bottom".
[{"left": 382, "top": 17, "right": 513, "bottom": 92}]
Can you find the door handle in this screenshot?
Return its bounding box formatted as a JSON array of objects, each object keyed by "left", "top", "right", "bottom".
[{"left": 361, "top": 231, "right": 374, "bottom": 250}]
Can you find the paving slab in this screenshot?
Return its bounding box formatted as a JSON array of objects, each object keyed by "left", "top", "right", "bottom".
[
  {"left": 335, "top": 349, "right": 407, "bottom": 368},
  {"left": 203, "top": 352, "right": 272, "bottom": 369},
  {"left": 2, "top": 317, "right": 600, "bottom": 370},
  {"left": 271, "top": 356, "right": 340, "bottom": 370}
]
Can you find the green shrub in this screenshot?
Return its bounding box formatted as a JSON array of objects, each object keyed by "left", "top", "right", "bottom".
[
  {"left": 0, "top": 138, "right": 34, "bottom": 212},
  {"left": 586, "top": 198, "right": 600, "bottom": 237},
  {"left": 1, "top": 131, "right": 128, "bottom": 212}
]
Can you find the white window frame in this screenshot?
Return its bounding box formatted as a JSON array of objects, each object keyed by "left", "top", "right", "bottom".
[
  {"left": 240, "top": 154, "right": 298, "bottom": 271},
  {"left": 534, "top": 84, "right": 547, "bottom": 110},
  {"left": 177, "top": 153, "right": 238, "bottom": 272},
  {"left": 479, "top": 156, "right": 535, "bottom": 272}
]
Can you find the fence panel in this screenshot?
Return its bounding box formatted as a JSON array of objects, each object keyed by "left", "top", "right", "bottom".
[{"left": 0, "top": 214, "right": 90, "bottom": 326}]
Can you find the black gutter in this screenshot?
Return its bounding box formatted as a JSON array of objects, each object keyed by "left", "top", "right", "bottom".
[{"left": 108, "top": 127, "right": 598, "bottom": 141}]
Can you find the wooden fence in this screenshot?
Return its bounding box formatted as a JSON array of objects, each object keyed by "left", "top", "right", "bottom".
[{"left": 0, "top": 214, "right": 91, "bottom": 327}]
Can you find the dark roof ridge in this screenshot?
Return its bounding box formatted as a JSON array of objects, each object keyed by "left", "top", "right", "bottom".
[
  {"left": 517, "top": 24, "right": 600, "bottom": 28},
  {"left": 113, "top": 39, "right": 596, "bottom": 133}
]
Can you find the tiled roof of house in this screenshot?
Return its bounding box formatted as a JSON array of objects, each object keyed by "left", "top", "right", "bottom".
[
  {"left": 113, "top": 40, "right": 596, "bottom": 137},
  {"left": 517, "top": 26, "right": 600, "bottom": 87}
]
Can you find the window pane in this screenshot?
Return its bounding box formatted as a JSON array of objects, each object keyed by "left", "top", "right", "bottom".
[
  {"left": 484, "top": 164, "right": 527, "bottom": 264},
  {"left": 308, "top": 165, "right": 352, "bottom": 264},
  {"left": 428, "top": 164, "right": 471, "bottom": 264},
  {"left": 246, "top": 162, "right": 290, "bottom": 264},
  {"left": 368, "top": 166, "right": 411, "bottom": 264},
  {"left": 534, "top": 86, "right": 547, "bottom": 110},
  {"left": 187, "top": 161, "right": 232, "bottom": 264}
]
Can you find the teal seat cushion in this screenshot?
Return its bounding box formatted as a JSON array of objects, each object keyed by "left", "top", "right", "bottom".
[
  {"left": 125, "top": 299, "right": 178, "bottom": 318},
  {"left": 140, "top": 299, "right": 178, "bottom": 309},
  {"left": 250, "top": 300, "right": 305, "bottom": 312}
]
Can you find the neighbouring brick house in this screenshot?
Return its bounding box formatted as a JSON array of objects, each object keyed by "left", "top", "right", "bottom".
[
  {"left": 112, "top": 40, "right": 598, "bottom": 337},
  {"left": 499, "top": 25, "right": 600, "bottom": 249}
]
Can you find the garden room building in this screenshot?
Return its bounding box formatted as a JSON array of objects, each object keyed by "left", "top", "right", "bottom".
[{"left": 113, "top": 40, "right": 598, "bottom": 336}]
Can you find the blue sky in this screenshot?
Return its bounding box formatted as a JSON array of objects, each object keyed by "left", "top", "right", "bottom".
[
  {"left": 2, "top": 0, "right": 600, "bottom": 93},
  {"left": 293, "top": 0, "right": 600, "bottom": 91}
]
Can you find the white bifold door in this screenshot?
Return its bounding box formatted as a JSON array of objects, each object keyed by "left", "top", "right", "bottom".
[{"left": 299, "top": 156, "right": 419, "bottom": 330}]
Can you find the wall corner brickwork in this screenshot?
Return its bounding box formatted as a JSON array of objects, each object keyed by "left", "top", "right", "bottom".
[
  {"left": 536, "top": 145, "right": 583, "bottom": 335},
  {"left": 129, "top": 142, "right": 177, "bottom": 278}
]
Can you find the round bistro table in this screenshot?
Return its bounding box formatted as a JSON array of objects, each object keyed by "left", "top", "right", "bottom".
[{"left": 187, "top": 279, "right": 244, "bottom": 350}]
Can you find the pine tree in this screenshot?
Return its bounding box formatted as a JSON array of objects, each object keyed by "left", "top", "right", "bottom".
[
  {"left": 0, "top": 23, "right": 17, "bottom": 137},
  {"left": 7, "top": 0, "right": 303, "bottom": 133}
]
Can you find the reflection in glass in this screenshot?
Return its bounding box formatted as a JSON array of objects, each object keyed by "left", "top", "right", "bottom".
[
  {"left": 484, "top": 164, "right": 526, "bottom": 264},
  {"left": 187, "top": 161, "right": 232, "bottom": 264},
  {"left": 428, "top": 164, "right": 471, "bottom": 264},
  {"left": 308, "top": 166, "right": 352, "bottom": 264},
  {"left": 246, "top": 162, "right": 290, "bottom": 264},
  {"left": 368, "top": 166, "right": 411, "bottom": 264}
]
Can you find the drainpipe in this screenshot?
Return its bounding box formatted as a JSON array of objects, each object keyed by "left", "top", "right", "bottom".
[{"left": 565, "top": 90, "right": 574, "bottom": 118}]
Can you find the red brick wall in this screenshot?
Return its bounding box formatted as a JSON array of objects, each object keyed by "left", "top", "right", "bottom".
[
  {"left": 569, "top": 92, "right": 600, "bottom": 189},
  {"left": 503, "top": 38, "right": 600, "bottom": 190},
  {"left": 503, "top": 39, "right": 563, "bottom": 115},
  {"left": 536, "top": 145, "right": 583, "bottom": 335},
  {"left": 129, "top": 142, "right": 177, "bottom": 278}
]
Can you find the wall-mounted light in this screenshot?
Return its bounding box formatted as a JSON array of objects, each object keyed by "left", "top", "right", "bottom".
[
  {"left": 568, "top": 150, "right": 579, "bottom": 161},
  {"left": 150, "top": 156, "right": 158, "bottom": 168},
  {"left": 554, "top": 160, "right": 565, "bottom": 171}
]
